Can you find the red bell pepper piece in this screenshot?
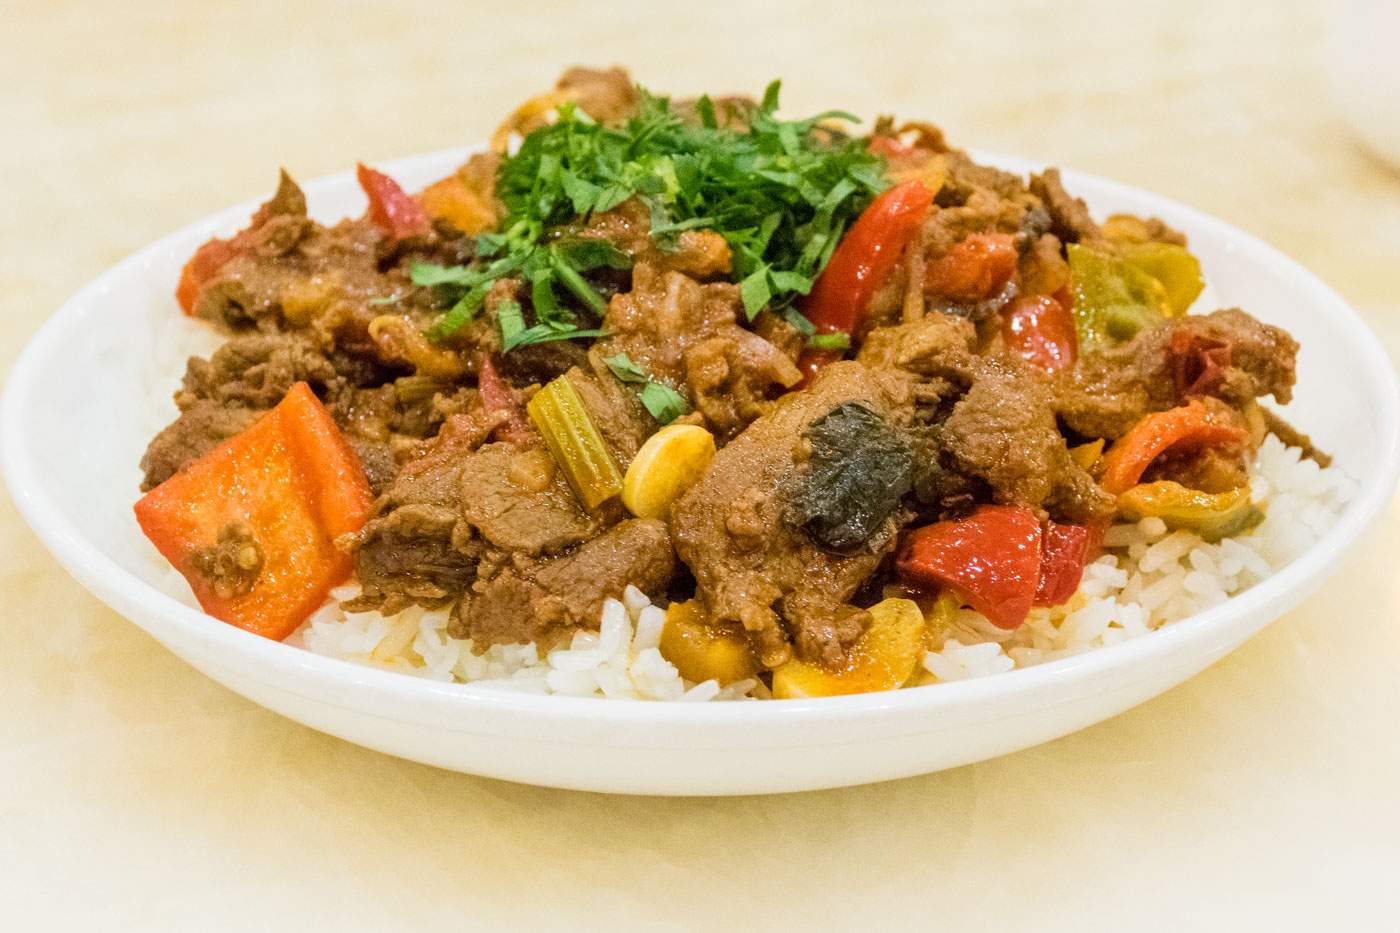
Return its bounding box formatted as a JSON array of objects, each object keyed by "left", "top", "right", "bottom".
[
  {"left": 1002, "top": 293, "right": 1078, "bottom": 372},
  {"left": 1098, "top": 399, "right": 1249, "bottom": 496},
  {"left": 796, "top": 180, "right": 935, "bottom": 378},
  {"left": 133, "top": 383, "right": 374, "bottom": 640},
  {"left": 175, "top": 237, "right": 238, "bottom": 314},
  {"left": 924, "top": 232, "right": 1018, "bottom": 304},
  {"left": 1169, "top": 329, "right": 1233, "bottom": 399},
  {"left": 356, "top": 162, "right": 430, "bottom": 239},
  {"left": 478, "top": 354, "right": 533, "bottom": 445},
  {"left": 868, "top": 136, "right": 911, "bottom": 157},
  {"left": 897, "top": 505, "right": 1043, "bottom": 630},
  {"left": 1034, "top": 521, "right": 1091, "bottom": 607}
]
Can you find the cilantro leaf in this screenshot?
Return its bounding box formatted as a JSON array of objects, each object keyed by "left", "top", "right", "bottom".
[
  {"left": 411, "top": 262, "right": 481, "bottom": 287},
  {"left": 638, "top": 382, "right": 688, "bottom": 424},
  {"left": 808, "top": 332, "right": 851, "bottom": 351},
  {"left": 603, "top": 352, "right": 650, "bottom": 384},
  {"left": 740, "top": 267, "right": 773, "bottom": 317},
  {"left": 603, "top": 352, "right": 688, "bottom": 424},
  {"left": 497, "top": 299, "right": 527, "bottom": 349}
]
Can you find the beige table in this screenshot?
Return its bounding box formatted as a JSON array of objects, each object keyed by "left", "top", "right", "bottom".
[{"left": 4, "top": 1, "right": 1399, "bottom": 928}]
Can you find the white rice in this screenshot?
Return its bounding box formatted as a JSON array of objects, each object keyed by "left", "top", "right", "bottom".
[
  {"left": 287, "top": 585, "right": 766, "bottom": 702},
  {"left": 286, "top": 432, "right": 1351, "bottom": 698}
]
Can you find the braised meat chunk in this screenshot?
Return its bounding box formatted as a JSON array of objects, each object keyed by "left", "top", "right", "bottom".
[
  {"left": 672, "top": 362, "right": 908, "bottom": 668},
  {"left": 140, "top": 400, "right": 259, "bottom": 491},
  {"left": 348, "top": 411, "right": 501, "bottom": 610},
  {"left": 451, "top": 518, "right": 675, "bottom": 647}
]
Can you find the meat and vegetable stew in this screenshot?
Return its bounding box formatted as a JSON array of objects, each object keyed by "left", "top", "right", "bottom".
[{"left": 135, "top": 67, "right": 1335, "bottom": 699}]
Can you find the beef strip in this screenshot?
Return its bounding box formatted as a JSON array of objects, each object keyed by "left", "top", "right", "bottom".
[
  {"left": 569, "top": 349, "right": 656, "bottom": 466},
  {"left": 345, "top": 435, "right": 400, "bottom": 496},
  {"left": 140, "top": 331, "right": 354, "bottom": 490},
  {"left": 1028, "top": 168, "right": 1105, "bottom": 245},
  {"left": 1055, "top": 308, "right": 1298, "bottom": 440},
  {"left": 939, "top": 363, "right": 1113, "bottom": 523},
  {"left": 177, "top": 332, "right": 353, "bottom": 410},
  {"left": 190, "top": 177, "right": 385, "bottom": 334},
  {"left": 671, "top": 361, "right": 909, "bottom": 669},
  {"left": 451, "top": 518, "right": 675, "bottom": 647},
  {"left": 187, "top": 522, "right": 264, "bottom": 600},
  {"left": 140, "top": 330, "right": 439, "bottom": 491},
  {"left": 139, "top": 401, "right": 259, "bottom": 492},
  {"left": 1017, "top": 232, "right": 1071, "bottom": 298},
  {"left": 1261, "top": 407, "right": 1332, "bottom": 467},
  {"left": 457, "top": 441, "right": 615, "bottom": 556},
  {"left": 347, "top": 410, "right": 502, "bottom": 610},
  {"left": 580, "top": 198, "right": 733, "bottom": 281},
  {"left": 187, "top": 173, "right": 478, "bottom": 384}
]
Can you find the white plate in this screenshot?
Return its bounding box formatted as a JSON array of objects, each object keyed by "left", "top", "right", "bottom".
[{"left": 4, "top": 147, "right": 1398, "bottom": 795}]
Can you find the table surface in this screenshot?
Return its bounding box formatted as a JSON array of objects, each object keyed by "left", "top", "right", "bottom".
[{"left": 4, "top": 1, "right": 1399, "bottom": 929}]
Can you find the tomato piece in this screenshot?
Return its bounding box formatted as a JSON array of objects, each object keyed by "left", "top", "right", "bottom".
[
  {"left": 897, "top": 506, "right": 1042, "bottom": 630},
  {"left": 924, "top": 232, "right": 1018, "bottom": 304},
  {"left": 1002, "top": 293, "right": 1078, "bottom": 372},
  {"left": 356, "top": 162, "right": 430, "bottom": 239},
  {"left": 797, "top": 180, "right": 934, "bottom": 374},
  {"left": 1098, "top": 399, "right": 1249, "bottom": 496},
  {"left": 1034, "top": 522, "right": 1091, "bottom": 607},
  {"left": 133, "top": 383, "right": 373, "bottom": 640}
]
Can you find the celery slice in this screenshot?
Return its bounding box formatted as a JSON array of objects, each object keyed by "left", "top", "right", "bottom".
[{"left": 527, "top": 376, "right": 623, "bottom": 510}]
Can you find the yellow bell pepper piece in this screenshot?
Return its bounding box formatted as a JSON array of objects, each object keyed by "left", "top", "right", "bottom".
[
  {"left": 1116, "top": 480, "right": 1264, "bottom": 543},
  {"left": 1067, "top": 243, "right": 1171, "bottom": 351},
  {"left": 771, "top": 598, "right": 927, "bottom": 698},
  {"left": 1068, "top": 438, "right": 1105, "bottom": 473},
  {"left": 1119, "top": 242, "right": 1205, "bottom": 316},
  {"left": 658, "top": 599, "right": 759, "bottom": 686}
]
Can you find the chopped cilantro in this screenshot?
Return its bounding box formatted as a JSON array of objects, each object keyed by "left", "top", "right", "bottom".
[
  {"left": 808, "top": 332, "right": 851, "bottom": 351},
  {"left": 422, "top": 80, "right": 888, "bottom": 349},
  {"left": 638, "top": 382, "right": 688, "bottom": 425},
  {"left": 603, "top": 352, "right": 688, "bottom": 424},
  {"left": 602, "top": 352, "right": 651, "bottom": 384}
]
